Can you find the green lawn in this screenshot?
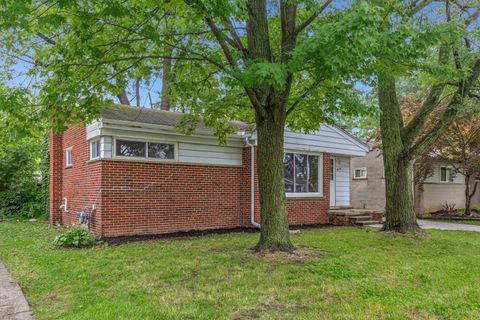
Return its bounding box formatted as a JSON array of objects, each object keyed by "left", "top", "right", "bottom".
[{"left": 1, "top": 223, "right": 480, "bottom": 319}]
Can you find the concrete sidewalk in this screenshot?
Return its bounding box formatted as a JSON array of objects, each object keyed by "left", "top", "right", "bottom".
[
  {"left": 371, "top": 219, "right": 480, "bottom": 232},
  {"left": 0, "top": 261, "right": 34, "bottom": 320},
  {"left": 417, "top": 219, "right": 480, "bottom": 232}
]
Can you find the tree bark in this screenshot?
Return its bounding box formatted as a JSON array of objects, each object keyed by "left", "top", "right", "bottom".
[
  {"left": 382, "top": 156, "right": 420, "bottom": 232},
  {"left": 465, "top": 175, "right": 472, "bottom": 215},
  {"left": 379, "top": 73, "right": 420, "bottom": 233},
  {"left": 160, "top": 55, "right": 172, "bottom": 111},
  {"left": 465, "top": 176, "right": 479, "bottom": 215},
  {"left": 135, "top": 78, "right": 141, "bottom": 107},
  {"left": 117, "top": 90, "right": 130, "bottom": 105},
  {"left": 254, "top": 103, "right": 294, "bottom": 252}
]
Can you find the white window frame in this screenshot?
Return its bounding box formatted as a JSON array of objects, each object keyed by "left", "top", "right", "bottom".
[
  {"left": 285, "top": 152, "right": 323, "bottom": 198},
  {"left": 90, "top": 139, "right": 101, "bottom": 160},
  {"left": 353, "top": 167, "right": 367, "bottom": 180},
  {"left": 113, "top": 138, "right": 178, "bottom": 162},
  {"left": 65, "top": 147, "right": 73, "bottom": 167},
  {"left": 440, "top": 166, "right": 454, "bottom": 183}
]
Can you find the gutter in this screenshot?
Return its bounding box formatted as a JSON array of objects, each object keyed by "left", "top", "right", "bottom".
[{"left": 245, "top": 137, "right": 261, "bottom": 229}]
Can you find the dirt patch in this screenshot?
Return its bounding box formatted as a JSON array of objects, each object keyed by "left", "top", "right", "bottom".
[
  {"left": 234, "top": 300, "right": 302, "bottom": 319},
  {"left": 254, "top": 246, "right": 322, "bottom": 265},
  {"left": 379, "top": 229, "right": 430, "bottom": 238}
]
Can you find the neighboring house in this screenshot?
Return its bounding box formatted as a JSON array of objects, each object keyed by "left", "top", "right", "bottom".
[
  {"left": 414, "top": 163, "right": 480, "bottom": 212},
  {"left": 351, "top": 150, "right": 480, "bottom": 213},
  {"left": 49, "top": 105, "right": 369, "bottom": 239},
  {"left": 350, "top": 149, "right": 386, "bottom": 211}
]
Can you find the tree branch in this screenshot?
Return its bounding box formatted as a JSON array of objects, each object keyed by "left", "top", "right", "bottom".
[
  {"left": 294, "top": 0, "right": 333, "bottom": 36},
  {"left": 404, "top": 58, "right": 480, "bottom": 160},
  {"left": 401, "top": 44, "right": 449, "bottom": 146}
]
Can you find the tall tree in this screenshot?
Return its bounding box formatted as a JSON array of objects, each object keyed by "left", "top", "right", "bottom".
[{"left": 373, "top": 0, "right": 480, "bottom": 232}]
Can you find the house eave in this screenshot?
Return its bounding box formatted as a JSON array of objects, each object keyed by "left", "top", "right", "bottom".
[{"left": 87, "top": 118, "right": 247, "bottom": 142}]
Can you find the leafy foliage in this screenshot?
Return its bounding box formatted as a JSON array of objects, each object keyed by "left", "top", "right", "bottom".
[
  {"left": 0, "top": 96, "right": 48, "bottom": 220},
  {"left": 53, "top": 227, "right": 95, "bottom": 248}
]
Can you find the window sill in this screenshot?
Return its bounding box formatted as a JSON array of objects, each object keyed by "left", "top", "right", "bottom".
[
  {"left": 65, "top": 165, "right": 72, "bottom": 169},
  {"left": 113, "top": 156, "right": 177, "bottom": 163},
  {"left": 353, "top": 177, "right": 367, "bottom": 180},
  {"left": 286, "top": 192, "right": 324, "bottom": 199},
  {"left": 87, "top": 158, "right": 101, "bottom": 163}
]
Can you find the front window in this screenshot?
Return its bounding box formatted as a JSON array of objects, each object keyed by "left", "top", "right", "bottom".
[
  {"left": 148, "top": 143, "right": 175, "bottom": 159},
  {"left": 440, "top": 167, "right": 454, "bottom": 182},
  {"left": 116, "top": 140, "right": 146, "bottom": 157},
  {"left": 284, "top": 153, "right": 321, "bottom": 194},
  {"left": 115, "top": 139, "right": 175, "bottom": 160}
]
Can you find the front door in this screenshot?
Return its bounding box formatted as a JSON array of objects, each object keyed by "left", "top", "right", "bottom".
[{"left": 330, "top": 157, "right": 336, "bottom": 206}]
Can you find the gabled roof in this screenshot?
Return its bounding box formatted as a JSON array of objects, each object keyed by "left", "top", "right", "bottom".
[{"left": 99, "top": 105, "right": 368, "bottom": 156}]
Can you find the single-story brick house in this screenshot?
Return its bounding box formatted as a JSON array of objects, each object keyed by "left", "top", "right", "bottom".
[{"left": 50, "top": 105, "right": 369, "bottom": 239}]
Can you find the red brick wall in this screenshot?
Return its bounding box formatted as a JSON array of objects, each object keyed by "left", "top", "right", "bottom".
[
  {"left": 99, "top": 161, "right": 245, "bottom": 238},
  {"left": 50, "top": 126, "right": 103, "bottom": 235},
  {"left": 51, "top": 128, "right": 333, "bottom": 238},
  {"left": 49, "top": 131, "right": 63, "bottom": 225}
]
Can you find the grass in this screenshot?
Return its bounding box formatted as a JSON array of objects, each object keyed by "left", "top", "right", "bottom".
[{"left": 2, "top": 222, "right": 480, "bottom": 319}]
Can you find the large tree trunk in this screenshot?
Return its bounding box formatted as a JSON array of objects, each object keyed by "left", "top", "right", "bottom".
[
  {"left": 379, "top": 73, "right": 420, "bottom": 233},
  {"left": 254, "top": 104, "right": 293, "bottom": 252},
  {"left": 382, "top": 155, "right": 420, "bottom": 232}
]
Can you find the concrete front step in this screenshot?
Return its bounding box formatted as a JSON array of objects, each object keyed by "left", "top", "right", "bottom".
[
  {"left": 355, "top": 220, "right": 380, "bottom": 226},
  {"left": 348, "top": 215, "right": 372, "bottom": 222}
]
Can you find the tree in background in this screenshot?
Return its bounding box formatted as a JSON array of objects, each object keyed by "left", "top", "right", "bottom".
[
  {"left": 415, "top": 111, "right": 480, "bottom": 215},
  {"left": 373, "top": 0, "right": 480, "bottom": 233},
  {"left": 0, "top": 86, "right": 48, "bottom": 220}
]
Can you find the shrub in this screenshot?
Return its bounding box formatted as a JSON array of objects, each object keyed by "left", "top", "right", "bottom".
[
  {"left": 54, "top": 227, "right": 95, "bottom": 248},
  {"left": 417, "top": 211, "right": 431, "bottom": 219},
  {"left": 0, "top": 139, "right": 48, "bottom": 221},
  {"left": 457, "top": 209, "right": 466, "bottom": 216},
  {"left": 442, "top": 202, "right": 456, "bottom": 213}
]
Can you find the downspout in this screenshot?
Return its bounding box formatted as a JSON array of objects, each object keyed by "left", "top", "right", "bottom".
[{"left": 245, "top": 137, "right": 261, "bottom": 229}]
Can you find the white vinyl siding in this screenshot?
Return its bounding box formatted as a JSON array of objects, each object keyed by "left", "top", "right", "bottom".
[
  {"left": 88, "top": 133, "right": 243, "bottom": 166},
  {"left": 178, "top": 143, "right": 242, "bottom": 166},
  {"left": 283, "top": 126, "right": 368, "bottom": 157}
]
